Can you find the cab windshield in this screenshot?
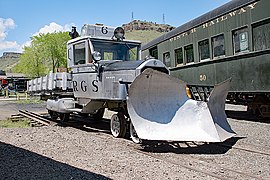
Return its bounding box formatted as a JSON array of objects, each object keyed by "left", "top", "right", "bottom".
[{"left": 91, "top": 39, "right": 140, "bottom": 61}]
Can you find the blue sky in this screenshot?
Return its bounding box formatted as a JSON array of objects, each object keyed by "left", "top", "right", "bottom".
[{"left": 0, "top": 0, "right": 230, "bottom": 56}]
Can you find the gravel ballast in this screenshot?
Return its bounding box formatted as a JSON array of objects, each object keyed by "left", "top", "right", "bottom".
[{"left": 0, "top": 102, "right": 269, "bottom": 179}]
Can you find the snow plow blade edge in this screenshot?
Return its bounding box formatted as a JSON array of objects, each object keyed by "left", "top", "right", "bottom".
[{"left": 127, "top": 69, "right": 236, "bottom": 142}]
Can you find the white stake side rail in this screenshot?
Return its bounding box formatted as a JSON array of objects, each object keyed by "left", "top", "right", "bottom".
[{"left": 27, "top": 72, "right": 73, "bottom": 94}]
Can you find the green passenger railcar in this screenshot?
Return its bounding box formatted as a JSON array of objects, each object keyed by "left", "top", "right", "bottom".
[{"left": 142, "top": 0, "right": 270, "bottom": 117}]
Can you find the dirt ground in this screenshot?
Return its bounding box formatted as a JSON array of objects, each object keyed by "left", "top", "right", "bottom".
[
  {"left": 0, "top": 97, "right": 47, "bottom": 120},
  {"left": 0, "top": 99, "right": 269, "bottom": 179}
]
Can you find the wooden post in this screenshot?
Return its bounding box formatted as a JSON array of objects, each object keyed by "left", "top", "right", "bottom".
[
  {"left": 17, "top": 92, "right": 20, "bottom": 101},
  {"left": 25, "top": 92, "right": 28, "bottom": 100}
]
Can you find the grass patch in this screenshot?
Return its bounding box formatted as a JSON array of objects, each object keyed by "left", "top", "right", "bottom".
[
  {"left": 0, "top": 118, "right": 31, "bottom": 128},
  {"left": 16, "top": 98, "right": 44, "bottom": 104},
  {"left": 125, "top": 30, "right": 166, "bottom": 44}
]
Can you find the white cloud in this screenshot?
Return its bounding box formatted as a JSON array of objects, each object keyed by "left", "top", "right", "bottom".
[
  {"left": 0, "top": 20, "right": 74, "bottom": 56},
  {"left": 4, "top": 18, "right": 15, "bottom": 28},
  {"left": 0, "top": 18, "right": 20, "bottom": 55},
  {"left": 33, "top": 22, "right": 74, "bottom": 36},
  {"left": 21, "top": 40, "right": 31, "bottom": 48},
  {"left": 0, "top": 41, "right": 21, "bottom": 51},
  {"left": 0, "top": 18, "right": 16, "bottom": 40}
]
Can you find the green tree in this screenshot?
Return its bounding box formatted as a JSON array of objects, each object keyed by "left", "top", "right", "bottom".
[{"left": 15, "top": 31, "right": 70, "bottom": 78}]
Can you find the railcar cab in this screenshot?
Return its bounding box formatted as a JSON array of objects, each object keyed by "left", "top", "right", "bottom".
[{"left": 67, "top": 24, "right": 141, "bottom": 69}]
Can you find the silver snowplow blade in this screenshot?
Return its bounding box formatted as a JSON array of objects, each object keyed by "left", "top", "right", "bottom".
[{"left": 127, "top": 69, "right": 236, "bottom": 142}]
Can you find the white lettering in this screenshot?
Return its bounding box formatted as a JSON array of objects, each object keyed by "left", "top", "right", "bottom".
[
  {"left": 221, "top": 15, "right": 228, "bottom": 21},
  {"left": 229, "top": 11, "right": 237, "bottom": 17},
  {"left": 248, "top": 2, "right": 257, "bottom": 9},
  {"left": 238, "top": 8, "right": 247, "bottom": 14}
]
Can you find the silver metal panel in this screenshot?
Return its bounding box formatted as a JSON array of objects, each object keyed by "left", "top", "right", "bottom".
[
  {"left": 81, "top": 24, "right": 115, "bottom": 38},
  {"left": 47, "top": 98, "right": 75, "bottom": 113},
  {"left": 81, "top": 100, "right": 105, "bottom": 113},
  {"left": 127, "top": 69, "right": 235, "bottom": 142},
  {"left": 27, "top": 71, "right": 73, "bottom": 93},
  {"left": 72, "top": 66, "right": 136, "bottom": 101}
]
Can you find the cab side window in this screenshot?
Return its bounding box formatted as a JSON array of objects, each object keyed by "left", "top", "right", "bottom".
[{"left": 74, "top": 42, "right": 86, "bottom": 65}]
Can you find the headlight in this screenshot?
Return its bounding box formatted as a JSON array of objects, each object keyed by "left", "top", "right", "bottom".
[
  {"left": 114, "top": 27, "right": 125, "bottom": 40},
  {"left": 92, "top": 51, "right": 101, "bottom": 61}
]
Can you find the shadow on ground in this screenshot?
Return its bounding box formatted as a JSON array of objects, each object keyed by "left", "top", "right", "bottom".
[
  {"left": 0, "top": 141, "right": 110, "bottom": 179},
  {"left": 226, "top": 110, "right": 270, "bottom": 123},
  {"left": 139, "top": 137, "right": 244, "bottom": 155},
  {"left": 58, "top": 116, "right": 112, "bottom": 135}
]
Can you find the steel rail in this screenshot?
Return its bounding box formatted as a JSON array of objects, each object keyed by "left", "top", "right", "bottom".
[
  {"left": 19, "top": 110, "right": 51, "bottom": 126},
  {"left": 218, "top": 142, "right": 270, "bottom": 156}
]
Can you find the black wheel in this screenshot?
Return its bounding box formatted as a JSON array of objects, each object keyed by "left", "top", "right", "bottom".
[
  {"left": 59, "top": 113, "right": 70, "bottom": 122},
  {"left": 48, "top": 110, "right": 58, "bottom": 120},
  {"left": 91, "top": 108, "right": 105, "bottom": 120},
  {"left": 130, "top": 122, "right": 141, "bottom": 144},
  {"left": 248, "top": 95, "right": 269, "bottom": 117},
  {"left": 79, "top": 113, "right": 89, "bottom": 117},
  {"left": 110, "top": 112, "right": 126, "bottom": 138}
]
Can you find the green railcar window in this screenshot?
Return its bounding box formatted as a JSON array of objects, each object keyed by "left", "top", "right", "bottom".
[
  {"left": 149, "top": 46, "right": 158, "bottom": 59},
  {"left": 163, "top": 52, "right": 171, "bottom": 67},
  {"left": 253, "top": 19, "right": 270, "bottom": 51},
  {"left": 233, "top": 27, "right": 249, "bottom": 54},
  {"left": 174, "top": 48, "right": 183, "bottom": 66},
  {"left": 212, "top": 34, "right": 225, "bottom": 58},
  {"left": 184, "top": 44, "right": 194, "bottom": 63},
  {"left": 198, "top": 39, "right": 210, "bottom": 60}
]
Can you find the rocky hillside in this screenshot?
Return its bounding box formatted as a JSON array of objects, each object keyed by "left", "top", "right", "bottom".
[
  {"left": 0, "top": 52, "right": 21, "bottom": 72},
  {"left": 123, "top": 20, "right": 175, "bottom": 44},
  {"left": 125, "top": 30, "right": 165, "bottom": 44}
]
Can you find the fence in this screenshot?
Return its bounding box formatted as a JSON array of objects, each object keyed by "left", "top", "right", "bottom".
[{"left": 2, "top": 90, "right": 29, "bottom": 100}]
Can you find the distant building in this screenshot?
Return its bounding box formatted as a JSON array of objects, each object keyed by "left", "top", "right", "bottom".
[{"left": 0, "top": 72, "right": 28, "bottom": 93}]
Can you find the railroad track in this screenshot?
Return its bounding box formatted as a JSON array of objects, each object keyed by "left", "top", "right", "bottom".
[
  {"left": 19, "top": 110, "right": 57, "bottom": 126},
  {"left": 217, "top": 141, "right": 270, "bottom": 156}
]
